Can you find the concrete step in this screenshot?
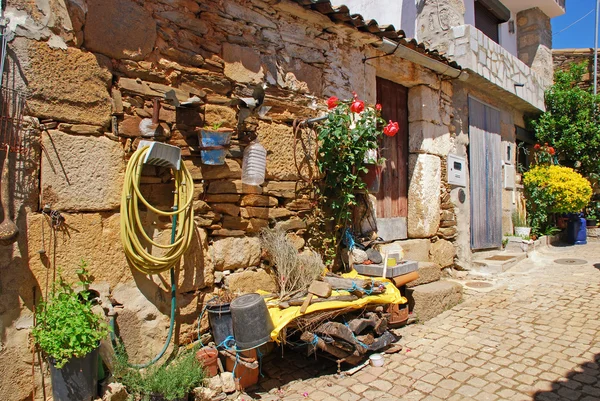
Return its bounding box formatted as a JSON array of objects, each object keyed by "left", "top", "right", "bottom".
[
  {"left": 406, "top": 280, "right": 463, "bottom": 322},
  {"left": 471, "top": 253, "right": 527, "bottom": 274}
]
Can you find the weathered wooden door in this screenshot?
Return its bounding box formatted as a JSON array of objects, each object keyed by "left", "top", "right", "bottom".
[
  {"left": 469, "top": 97, "right": 502, "bottom": 250},
  {"left": 375, "top": 77, "right": 408, "bottom": 240}
]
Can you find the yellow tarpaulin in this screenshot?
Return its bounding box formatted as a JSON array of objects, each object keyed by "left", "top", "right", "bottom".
[{"left": 262, "top": 270, "right": 407, "bottom": 343}]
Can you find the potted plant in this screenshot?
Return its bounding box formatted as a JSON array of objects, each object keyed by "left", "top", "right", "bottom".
[
  {"left": 113, "top": 343, "right": 205, "bottom": 401},
  {"left": 199, "top": 122, "right": 234, "bottom": 165},
  {"left": 586, "top": 209, "right": 598, "bottom": 227},
  {"left": 512, "top": 209, "right": 530, "bottom": 238},
  {"left": 33, "top": 261, "right": 109, "bottom": 401}
]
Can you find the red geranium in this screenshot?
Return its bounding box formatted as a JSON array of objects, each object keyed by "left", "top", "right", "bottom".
[
  {"left": 534, "top": 144, "right": 541, "bottom": 150},
  {"left": 350, "top": 99, "right": 365, "bottom": 113},
  {"left": 327, "top": 96, "right": 339, "bottom": 109},
  {"left": 383, "top": 120, "right": 399, "bottom": 137},
  {"left": 548, "top": 147, "right": 555, "bottom": 155},
  {"left": 375, "top": 104, "right": 382, "bottom": 111}
]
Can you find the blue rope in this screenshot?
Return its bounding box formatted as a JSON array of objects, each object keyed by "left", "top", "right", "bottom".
[
  {"left": 344, "top": 322, "right": 368, "bottom": 350},
  {"left": 232, "top": 352, "right": 240, "bottom": 379},
  {"left": 345, "top": 279, "right": 382, "bottom": 295},
  {"left": 343, "top": 229, "right": 356, "bottom": 251},
  {"left": 257, "top": 348, "right": 264, "bottom": 378},
  {"left": 311, "top": 334, "right": 319, "bottom": 346},
  {"left": 196, "top": 296, "right": 217, "bottom": 347},
  {"left": 217, "top": 335, "right": 237, "bottom": 350}
]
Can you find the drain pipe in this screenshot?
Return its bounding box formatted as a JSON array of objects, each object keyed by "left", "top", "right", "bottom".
[{"left": 371, "top": 37, "right": 469, "bottom": 81}]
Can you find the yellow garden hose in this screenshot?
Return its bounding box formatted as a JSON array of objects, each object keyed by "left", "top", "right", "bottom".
[{"left": 120, "top": 145, "right": 195, "bottom": 275}]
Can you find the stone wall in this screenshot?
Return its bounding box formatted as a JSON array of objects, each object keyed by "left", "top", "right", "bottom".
[
  {"left": 517, "top": 7, "right": 553, "bottom": 84},
  {"left": 553, "top": 48, "right": 597, "bottom": 90},
  {"left": 416, "top": 0, "right": 466, "bottom": 54},
  {"left": 1, "top": 0, "right": 457, "bottom": 399},
  {"left": 447, "top": 24, "right": 547, "bottom": 111}
]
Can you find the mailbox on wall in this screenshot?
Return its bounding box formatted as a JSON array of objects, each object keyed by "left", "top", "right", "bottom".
[{"left": 447, "top": 154, "right": 467, "bottom": 187}]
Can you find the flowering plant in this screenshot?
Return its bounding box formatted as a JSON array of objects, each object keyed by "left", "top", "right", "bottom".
[
  {"left": 313, "top": 92, "right": 398, "bottom": 266},
  {"left": 532, "top": 143, "right": 556, "bottom": 165},
  {"left": 523, "top": 165, "right": 592, "bottom": 234}
]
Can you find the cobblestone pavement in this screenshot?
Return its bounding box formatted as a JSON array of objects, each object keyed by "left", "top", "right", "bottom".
[{"left": 252, "top": 243, "right": 600, "bottom": 401}]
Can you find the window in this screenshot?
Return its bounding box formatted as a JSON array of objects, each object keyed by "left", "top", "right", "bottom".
[{"left": 475, "top": 1, "right": 501, "bottom": 43}]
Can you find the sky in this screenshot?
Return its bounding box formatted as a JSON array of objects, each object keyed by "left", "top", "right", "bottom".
[{"left": 552, "top": 0, "right": 598, "bottom": 49}]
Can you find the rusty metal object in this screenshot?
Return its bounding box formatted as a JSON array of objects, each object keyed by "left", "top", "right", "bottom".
[{"left": 0, "top": 147, "right": 17, "bottom": 245}]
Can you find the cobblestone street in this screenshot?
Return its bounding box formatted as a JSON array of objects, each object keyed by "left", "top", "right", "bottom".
[{"left": 255, "top": 243, "right": 600, "bottom": 401}]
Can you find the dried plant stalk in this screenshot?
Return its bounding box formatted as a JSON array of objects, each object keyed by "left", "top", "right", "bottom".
[{"left": 260, "top": 227, "right": 324, "bottom": 298}]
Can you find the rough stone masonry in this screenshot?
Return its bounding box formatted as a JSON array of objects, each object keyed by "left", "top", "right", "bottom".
[{"left": 0, "top": 1, "right": 460, "bottom": 399}]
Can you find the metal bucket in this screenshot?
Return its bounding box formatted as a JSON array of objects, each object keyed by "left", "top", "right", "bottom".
[{"left": 230, "top": 293, "right": 274, "bottom": 351}]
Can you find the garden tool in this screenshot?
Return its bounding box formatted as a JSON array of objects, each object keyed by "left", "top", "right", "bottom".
[
  {"left": 0, "top": 146, "right": 18, "bottom": 245},
  {"left": 300, "top": 280, "right": 332, "bottom": 313}
]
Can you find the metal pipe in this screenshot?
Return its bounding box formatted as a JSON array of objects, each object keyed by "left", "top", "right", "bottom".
[
  {"left": 373, "top": 38, "right": 469, "bottom": 81},
  {"left": 595, "top": 0, "right": 599, "bottom": 96}
]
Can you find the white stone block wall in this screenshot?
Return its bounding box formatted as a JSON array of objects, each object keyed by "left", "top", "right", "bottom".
[{"left": 447, "top": 24, "right": 548, "bottom": 111}]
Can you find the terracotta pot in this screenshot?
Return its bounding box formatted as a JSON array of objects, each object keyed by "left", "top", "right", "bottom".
[
  {"left": 225, "top": 349, "right": 259, "bottom": 391},
  {"left": 196, "top": 347, "right": 219, "bottom": 377}
]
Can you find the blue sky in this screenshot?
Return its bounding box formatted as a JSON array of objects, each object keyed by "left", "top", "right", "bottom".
[{"left": 552, "top": 1, "right": 597, "bottom": 49}]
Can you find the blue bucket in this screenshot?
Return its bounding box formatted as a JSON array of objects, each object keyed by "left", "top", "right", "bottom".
[{"left": 199, "top": 129, "right": 233, "bottom": 165}]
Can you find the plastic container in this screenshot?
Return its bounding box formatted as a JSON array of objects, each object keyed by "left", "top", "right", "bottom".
[
  {"left": 196, "top": 347, "right": 219, "bottom": 377},
  {"left": 199, "top": 129, "right": 233, "bottom": 165},
  {"left": 230, "top": 293, "right": 274, "bottom": 351},
  {"left": 241, "top": 141, "right": 267, "bottom": 186},
  {"left": 207, "top": 302, "right": 233, "bottom": 347},
  {"left": 567, "top": 214, "right": 587, "bottom": 245},
  {"left": 49, "top": 348, "right": 98, "bottom": 401},
  {"left": 369, "top": 353, "right": 384, "bottom": 367}
]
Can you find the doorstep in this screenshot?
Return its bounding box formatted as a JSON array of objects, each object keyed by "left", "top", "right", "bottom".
[{"left": 471, "top": 253, "right": 527, "bottom": 274}]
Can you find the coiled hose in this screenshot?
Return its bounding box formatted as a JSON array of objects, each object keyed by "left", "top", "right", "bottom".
[
  {"left": 120, "top": 145, "right": 195, "bottom": 275},
  {"left": 116, "top": 145, "right": 195, "bottom": 367}
]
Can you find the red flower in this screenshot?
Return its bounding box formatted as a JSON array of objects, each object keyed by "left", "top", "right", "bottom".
[
  {"left": 548, "top": 146, "right": 555, "bottom": 155},
  {"left": 350, "top": 99, "right": 365, "bottom": 113},
  {"left": 383, "top": 120, "right": 399, "bottom": 137},
  {"left": 534, "top": 144, "right": 541, "bottom": 150},
  {"left": 375, "top": 104, "right": 382, "bottom": 111},
  {"left": 352, "top": 91, "right": 358, "bottom": 100},
  {"left": 327, "top": 96, "right": 339, "bottom": 109}
]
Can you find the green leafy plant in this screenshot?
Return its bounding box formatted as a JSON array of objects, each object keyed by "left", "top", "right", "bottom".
[
  {"left": 314, "top": 93, "right": 398, "bottom": 266},
  {"left": 33, "top": 261, "right": 109, "bottom": 368},
  {"left": 113, "top": 343, "right": 205, "bottom": 401},
  {"left": 523, "top": 165, "right": 592, "bottom": 235},
  {"left": 529, "top": 61, "right": 600, "bottom": 181},
  {"left": 210, "top": 122, "right": 223, "bottom": 131},
  {"left": 511, "top": 209, "right": 527, "bottom": 228}
]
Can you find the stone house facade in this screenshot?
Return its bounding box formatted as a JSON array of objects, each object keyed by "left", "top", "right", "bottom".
[
  {"left": 553, "top": 48, "right": 599, "bottom": 90},
  {"left": 2, "top": 0, "right": 469, "bottom": 399},
  {"left": 332, "top": 0, "right": 566, "bottom": 266}
]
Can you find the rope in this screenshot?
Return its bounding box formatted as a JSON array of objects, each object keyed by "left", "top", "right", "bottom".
[
  {"left": 344, "top": 322, "right": 369, "bottom": 351},
  {"left": 196, "top": 296, "right": 217, "bottom": 347},
  {"left": 120, "top": 145, "right": 195, "bottom": 274}
]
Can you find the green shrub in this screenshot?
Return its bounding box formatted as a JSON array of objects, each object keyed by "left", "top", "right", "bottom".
[
  {"left": 113, "top": 343, "right": 205, "bottom": 401},
  {"left": 523, "top": 165, "right": 592, "bottom": 234},
  {"left": 32, "top": 262, "right": 109, "bottom": 369}
]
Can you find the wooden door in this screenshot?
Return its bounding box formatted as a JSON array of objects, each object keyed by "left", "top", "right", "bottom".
[
  {"left": 469, "top": 97, "right": 502, "bottom": 250},
  {"left": 375, "top": 78, "right": 408, "bottom": 240}
]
